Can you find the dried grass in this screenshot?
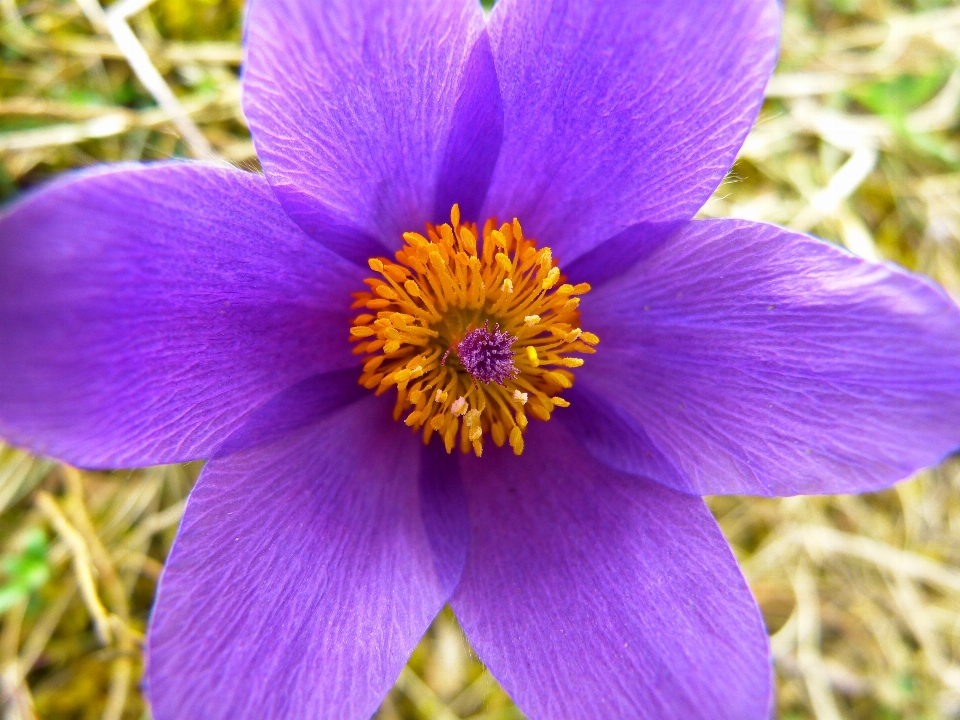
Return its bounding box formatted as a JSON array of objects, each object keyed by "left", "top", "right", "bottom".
[{"left": 1, "top": 0, "right": 959, "bottom": 717}]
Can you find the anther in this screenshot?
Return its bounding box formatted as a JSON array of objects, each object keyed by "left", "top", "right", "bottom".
[
  {"left": 525, "top": 346, "right": 540, "bottom": 367},
  {"left": 542, "top": 267, "right": 561, "bottom": 290}
]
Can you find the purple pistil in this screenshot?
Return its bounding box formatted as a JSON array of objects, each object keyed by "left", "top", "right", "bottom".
[{"left": 456, "top": 324, "right": 519, "bottom": 385}]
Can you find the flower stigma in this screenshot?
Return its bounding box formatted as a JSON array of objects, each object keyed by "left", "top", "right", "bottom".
[{"left": 349, "top": 205, "right": 599, "bottom": 457}]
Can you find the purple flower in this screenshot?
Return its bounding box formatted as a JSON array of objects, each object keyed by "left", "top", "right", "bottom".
[{"left": 1, "top": 0, "right": 959, "bottom": 717}]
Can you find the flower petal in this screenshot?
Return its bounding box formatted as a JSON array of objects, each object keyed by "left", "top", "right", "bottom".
[
  {"left": 148, "top": 392, "right": 464, "bottom": 719},
  {"left": 451, "top": 421, "right": 771, "bottom": 720},
  {"left": 0, "top": 163, "right": 363, "bottom": 468},
  {"left": 432, "top": 29, "right": 504, "bottom": 226},
  {"left": 243, "top": 0, "right": 499, "bottom": 263},
  {"left": 482, "top": 0, "right": 780, "bottom": 267},
  {"left": 578, "top": 219, "right": 960, "bottom": 496},
  {"left": 419, "top": 434, "right": 470, "bottom": 592}
]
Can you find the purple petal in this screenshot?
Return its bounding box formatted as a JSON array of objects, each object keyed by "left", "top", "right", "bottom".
[
  {"left": 0, "top": 163, "right": 364, "bottom": 468},
  {"left": 419, "top": 436, "right": 470, "bottom": 592},
  {"left": 432, "top": 30, "right": 504, "bottom": 226},
  {"left": 148, "top": 393, "right": 464, "bottom": 719},
  {"left": 243, "top": 0, "right": 498, "bottom": 263},
  {"left": 451, "top": 420, "right": 771, "bottom": 719},
  {"left": 566, "top": 220, "right": 684, "bottom": 288},
  {"left": 482, "top": 0, "right": 780, "bottom": 269},
  {"left": 578, "top": 219, "right": 960, "bottom": 496},
  {"left": 217, "top": 370, "right": 470, "bottom": 591}
]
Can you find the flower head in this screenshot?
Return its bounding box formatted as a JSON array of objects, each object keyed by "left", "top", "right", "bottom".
[{"left": 1, "top": 0, "right": 960, "bottom": 719}]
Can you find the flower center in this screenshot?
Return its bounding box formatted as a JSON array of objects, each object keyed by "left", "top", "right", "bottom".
[
  {"left": 349, "top": 205, "right": 599, "bottom": 457},
  {"left": 454, "top": 324, "right": 518, "bottom": 385}
]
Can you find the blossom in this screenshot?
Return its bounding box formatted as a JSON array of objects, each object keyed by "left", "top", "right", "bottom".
[{"left": 1, "top": 0, "right": 959, "bottom": 716}]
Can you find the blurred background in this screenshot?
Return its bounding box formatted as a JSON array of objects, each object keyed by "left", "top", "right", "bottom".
[{"left": 1, "top": 0, "right": 959, "bottom": 717}]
